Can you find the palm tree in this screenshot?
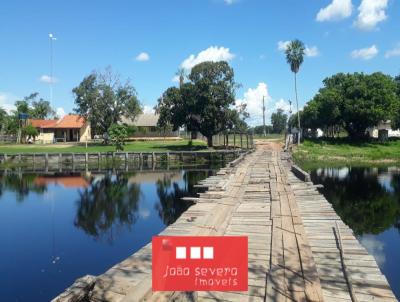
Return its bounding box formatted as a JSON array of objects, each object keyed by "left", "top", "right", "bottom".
[{"left": 285, "top": 39, "right": 305, "bottom": 145}]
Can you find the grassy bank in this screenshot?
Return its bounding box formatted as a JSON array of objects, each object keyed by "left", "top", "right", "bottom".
[
  {"left": 0, "top": 139, "right": 207, "bottom": 154},
  {"left": 293, "top": 139, "right": 400, "bottom": 171}
]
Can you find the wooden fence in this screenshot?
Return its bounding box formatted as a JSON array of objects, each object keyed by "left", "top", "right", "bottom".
[{"left": 0, "top": 150, "right": 246, "bottom": 172}]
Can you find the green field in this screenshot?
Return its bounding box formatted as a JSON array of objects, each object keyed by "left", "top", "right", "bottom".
[
  {"left": 293, "top": 139, "right": 400, "bottom": 170},
  {"left": 0, "top": 139, "right": 208, "bottom": 154}
]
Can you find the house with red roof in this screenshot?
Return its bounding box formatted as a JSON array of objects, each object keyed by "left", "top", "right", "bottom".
[{"left": 29, "top": 114, "right": 91, "bottom": 143}]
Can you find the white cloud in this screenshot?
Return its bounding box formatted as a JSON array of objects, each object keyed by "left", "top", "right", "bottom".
[
  {"left": 351, "top": 45, "right": 378, "bottom": 60},
  {"left": 278, "top": 41, "right": 320, "bottom": 57},
  {"left": 0, "top": 92, "right": 17, "bottom": 113},
  {"left": 143, "top": 105, "right": 155, "bottom": 114},
  {"left": 385, "top": 45, "right": 400, "bottom": 58},
  {"left": 236, "top": 83, "right": 271, "bottom": 126},
  {"left": 181, "top": 46, "right": 235, "bottom": 70},
  {"left": 56, "top": 107, "right": 66, "bottom": 118},
  {"left": 135, "top": 52, "right": 150, "bottom": 62},
  {"left": 275, "top": 99, "right": 291, "bottom": 113},
  {"left": 305, "top": 46, "right": 320, "bottom": 57},
  {"left": 39, "top": 74, "right": 57, "bottom": 84},
  {"left": 359, "top": 235, "right": 386, "bottom": 267},
  {"left": 277, "top": 41, "right": 290, "bottom": 51},
  {"left": 316, "top": 0, "right": 353, "bottom": 22},
  {"left": 236, "top": 83, "right": 298, "bottom": 126},
  {"left": 354, "top": 0, "right": 388, "bottom": 31}
]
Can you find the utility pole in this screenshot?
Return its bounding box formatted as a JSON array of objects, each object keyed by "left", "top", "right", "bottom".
[
  {"left": 262, "top": 95, "right": 266, "bottom": 137},
  {"left": 49, "top": 33, "right": 56, "bottom": 111}
]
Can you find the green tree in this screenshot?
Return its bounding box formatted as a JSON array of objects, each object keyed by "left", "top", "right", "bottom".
[
  {"left": 271, "top": 109, "right": 288, "bottom": 134},
  {"left": 157, "top": 61, "right": 240, "bottom": 147},
  {"left": 14, "top": 92, "right": 55, "bottom": 119},
  {"left": 22, "top": 124, "right": 39, "bottom": 142},
  {"left": 31, "top": 99, "right": 55, "bottom": 119},
  {"left": 395, "top": 74, "right": 400, "bottom": 95},
  {"left": 285, "top": 39, "right": 305, "bottom": 145},
  {"left": 0, "top": 107, "right": 7, "bottom": 125},
  {"left": 108, "top": 124, "right": 128, "bottom": 151},
  {"left": 328, "top": 73, "right": 397, "bottom": 139},
  {"left": 73, "top": 67, "right": 142, "bottom": 136}
]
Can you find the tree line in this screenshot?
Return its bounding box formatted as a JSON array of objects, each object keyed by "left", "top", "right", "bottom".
[{"left": 290, "top": 72, "right": 400, "bottom": 140}]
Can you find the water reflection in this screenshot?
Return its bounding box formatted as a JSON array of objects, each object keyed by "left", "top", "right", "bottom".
[
  {"left": 155, "top": 171, "right": 211, "bottom": 225},
  {"left": 74, "top": 173, "right": 141, "bottom": 241},
  {"left": 311, "top": 166, "right": 400, "bottom": 235},
  {"left": 310, "top": 166, "right": 400, "bottom": 299},
  {"left": 0, "top": 173, "right": 46, "bottom": 201},
  {"left": 0, "top": 165, "right": 223, "bottom": 302}
]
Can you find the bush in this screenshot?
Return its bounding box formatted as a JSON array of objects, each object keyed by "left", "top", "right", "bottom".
[{"left": 108, "top": 124, "right": 128, "bottom": 151}]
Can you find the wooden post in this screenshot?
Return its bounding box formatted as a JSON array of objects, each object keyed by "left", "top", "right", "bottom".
[
  {"left": 45, "top": 153, "right": 49, "bottom": 172},
  {"left": 152, "top": 152, "right": 155, "bottom": 165},
  {"left": 240, "top": 134, "right": 243, "bottom": 148},
  {"left": 246, "top": 135, "right": 249, "bottom": 149},
  {"left": 166, "top": 152, "right": 170, "bottom": 162},
  {"left": 85, "top": 153, "right": 88, "bottom": 165},
  {"left": 59, "top": 153, "right": 62, "bottom": 172},
  {"left": 98, "top": 152, "right": 101, "bottom": 171},
  {"left": 4, "top": 154, "right": 7, "bottom": 162},
  {"left": 32, "top": 153, "right": 35, "bottom": 170},
  {"left": 18, "top": 154, "right": 22, "bottom": 162},
  {"left": 72, "top": 153, "right": 75, "bottom": 171},
  {"left": 139, "top": 152, "right": 143, "bottom": 164},
  {"left": 125, "top": 152, "right": 129, "bottom": 172},
  {"left": 233, "top": 133, "right": 236, "bottom": 148}
]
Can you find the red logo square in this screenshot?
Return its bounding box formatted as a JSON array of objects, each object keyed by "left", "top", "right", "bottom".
[{"left": 152, "top": 236, "right": 248, "bottom": 291}]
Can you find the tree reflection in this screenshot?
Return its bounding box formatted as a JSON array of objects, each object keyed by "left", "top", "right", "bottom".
[
  {"left": 0, "top": 173, "right": 46, "bottom": 202},
  {"left": 74, "top": 173, "right": 141, "bottom": 241},
  {"left": 155, "top": 170, "right": 212, "bottom": 225},
  {"left": 311, "top": 167, "right": 400, "bottom": 235}
]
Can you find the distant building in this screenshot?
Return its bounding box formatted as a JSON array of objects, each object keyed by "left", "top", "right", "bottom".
[
  {"left": 30, "top": 114, "right": 91, "bottom": 143},
  {"left": 121, "top": 113, "right": 178, "bottom": 137},
  {"left": 366, "top": 120, "right": 400, "bottom": 139}
]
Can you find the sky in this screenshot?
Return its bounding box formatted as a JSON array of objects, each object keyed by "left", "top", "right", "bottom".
[{"left": 1, "top": 0, "right": 399, "bottom": 125}]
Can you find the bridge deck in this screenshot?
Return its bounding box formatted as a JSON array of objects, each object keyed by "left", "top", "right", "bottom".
[{"left": 53, "top": 146, "right": 397, "bottom": 302}]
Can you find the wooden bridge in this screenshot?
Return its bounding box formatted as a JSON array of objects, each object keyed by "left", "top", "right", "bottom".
[{"left": 53, "top": 142, "right": 398, "bottom": 302}]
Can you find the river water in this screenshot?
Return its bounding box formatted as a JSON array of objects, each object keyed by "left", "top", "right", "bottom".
[
  {"left": 310, "top": 166, "right": 400, "bottom": 299},
  {"left": 0, "top": 165, "right": 223, "bottom": 301}
]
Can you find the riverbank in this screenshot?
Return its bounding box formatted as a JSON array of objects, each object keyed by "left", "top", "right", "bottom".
[
  {"left": 293, "top": 139, "right": 400, "bottom": 171},
  {"left": 0, "top": 139, "right": 207, "bottom": 154}
]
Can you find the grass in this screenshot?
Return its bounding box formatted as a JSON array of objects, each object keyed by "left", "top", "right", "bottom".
[
  {"left": 293, "top": 138, "right": 400, "bottom": 171},
  {"left": 0, "top": 139, "right": 208, "bottom": 154}
]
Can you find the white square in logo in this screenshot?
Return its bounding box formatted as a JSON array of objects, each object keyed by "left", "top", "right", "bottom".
[
  {"left": 203, "top": 247, "right": 214, "bottom": 259},
  {"left": 176, "top": 247, "right": 186, "bottom": 259},
  {"left": 190, "top": 247, "right": 201, "bottom": 259}
]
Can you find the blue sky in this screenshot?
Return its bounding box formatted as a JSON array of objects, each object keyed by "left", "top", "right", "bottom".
[{"left": 1, "top": 0, "right": 399, "bottom": 125}]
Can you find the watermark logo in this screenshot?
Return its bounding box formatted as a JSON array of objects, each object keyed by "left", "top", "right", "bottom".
[{"left": 152, "top": 236, "right": 248, "bottom": 291}]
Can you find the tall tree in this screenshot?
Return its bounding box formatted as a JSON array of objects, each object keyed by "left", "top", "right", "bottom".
[
  {"left": 157, "top": 61, "right": 239, "bottom": 147},
  {"left": 73, "top": 68, "right": 142, "bottom": 136},
  {"left": 285, "top": 39, "right": 305, "bottom": 145},
  {"left": 271, "top": 109, "right": 288, "bottom": 134},
  {"left": 302, "top": 72, "right": 398, "bottom": 140}
]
